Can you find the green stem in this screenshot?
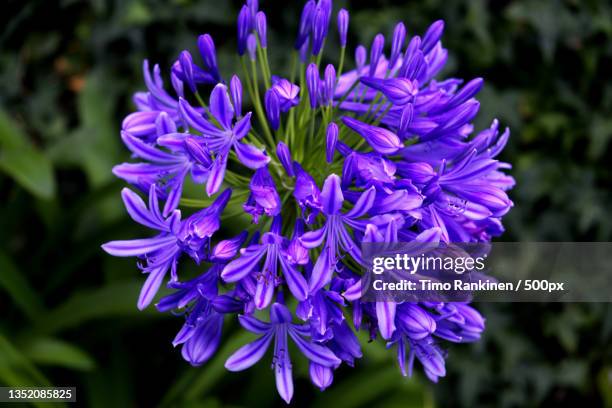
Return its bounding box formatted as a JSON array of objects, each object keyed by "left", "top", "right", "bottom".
[
  {"left": 256, "top": 40, "right": 272, "bottom": 89},
  {"left": 194, "top": 92, "right": 208, "bottom": 110},
  {"left": 337, "top": 46, "right": 346, "bottom": 78},
  {"left": 250, "top": 59, "right": 275, "bottom": 148}
]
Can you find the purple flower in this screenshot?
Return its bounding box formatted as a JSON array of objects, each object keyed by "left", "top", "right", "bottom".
[
  {"left": 113, "top": 131, "right": 211, "bottom": 216},
  {"left": 179, "top": 83, "right": 269, "bottom": 195},
  {"left": 173, "top": 50, "right": 216, "bottom": 93},
  {"left": 293, "top": 163, "right": 321, "bottom": 224},
  {"left": 225, "top": 303, "right": 340, "bottom": 403},
  {"left": 300, "top": 174, "right": 375, "bottom": 292},
  {"left": 271, "top": 77, "right": 300, "bottom": 112},
  {"left": 102, "top": 186, "right": 182, "bottom": 309},
  {"left": 102, "top": 186, "right": 229, "bottom": 310},
  {"left": 107, "top": 5, "right": 515, "bottom": 399},
  {"left": 158, "top": 268, "right": 224, "bottom": 366},
  {"left": 243, "top": 166, "right": 281, "bottom": 223},
  {"left": 222, "top": 217, "right": 309, "bottom": 307}
]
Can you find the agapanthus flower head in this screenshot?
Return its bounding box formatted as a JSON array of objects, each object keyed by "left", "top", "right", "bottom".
[{"left": 104, "top": 4, "right": 514, "bottom": 403}]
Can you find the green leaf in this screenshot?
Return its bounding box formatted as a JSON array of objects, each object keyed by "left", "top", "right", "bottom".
[
  {"left": 22, "top": 338, "right": 96, "bottom": 372},
  {"left": 0, "top": 250, "right": 45, "bottom": 320},
  {"left": 0, "top": 334, "right": 65, "bottom": 408},
  {"left": 48, "top": 72, "right": 121, "bottom": 187},
  {"left": 30, "top": 281, "right": 165, "bottom": 335},
  {"left": 0, "top": 109, "right": 56, "bottom": 199}
]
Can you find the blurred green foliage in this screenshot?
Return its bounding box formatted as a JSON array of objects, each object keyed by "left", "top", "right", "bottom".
[{"left": 1, "top": 0, "right": 611, "bottom": 406}]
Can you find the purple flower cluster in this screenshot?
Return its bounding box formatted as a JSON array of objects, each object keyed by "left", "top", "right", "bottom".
[{"left": 103, "top": 0, "right": 514, "bottom": 403}]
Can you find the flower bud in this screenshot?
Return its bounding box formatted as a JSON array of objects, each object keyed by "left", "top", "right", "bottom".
[
  {"left": 264, "top": 89, "right": 280, "bottom": 130},
  {"left": 389, "top": 22, "right": 406, "bottom": 69},
  {"left": 369, "top": 34, "right": 384, "bottom": 77},
  {"left": 230, "top": 75, "right": 243, "bottom": 118},
  {"left": 326, "top": 122, "right": 338, "bottom": 163},
  {"left": 337, "top": 9, "right": 349, "bottom": 48},
  {"left": 256, "top": 11, "right": 267, "bottom": 48},
  {"left": 306, "top": 63, "right": 319, "bottom": 109},
  {"left": 276, "top": 142, "right": 294, "bottom": 177}
]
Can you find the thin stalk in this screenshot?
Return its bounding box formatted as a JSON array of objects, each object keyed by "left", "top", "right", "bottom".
[
  {"left": 249, "top": 59, "right": 275, "bottom": 148},
  {"left": 337, "top": 46, "right": 346, "bottom": 78}
]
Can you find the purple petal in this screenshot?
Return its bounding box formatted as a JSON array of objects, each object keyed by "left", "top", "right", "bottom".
[
  {"left": 210, "top": 84, "right": 235, "bottom": 129},
  {"left": 233, "top": 112, "right": 252, "bottom": 140},
  {"left": 225, "top": 331, "right": 274, "bottom": 371},
  {"left": 299, "top": 226, "right": 327, "bottom": 249},
  {"left": 121, "top": 188, "right": 168, "bottom": 231},
  {"left": 122, "top": 111, "right": 159, "bottom": 137},
  {"left": 342, "top": 279, "right": 361, "bottom": 301},
  {"left": 397, "top": 304, "right": 436, "bottom": 340},
  {"left": 309, "top": 246, "right": 334, "bottom": 292},
  {"left": 320, "top": 174, "right": 344, "bottom": 215},
  {"left": 184, "top": 137, "right": 212, "bottom": 166},
  {"left": 288, "top": 327, "right": 341, "bottom": 367},
  {"left": 414, "top": 341, "right": 446, "bottom": 378},
  {"left": 310, "top": 362, "right": 334, "bottom": 391},
  {"left": 421, "top": 20, "right": 445, "bottom": 54},
  {"left": 181, "top": 315, "right": 223, "bottom": 366},
  {"left": 344, "top": 186, "right": 375, "bottom": 218},
  {"left": 279, "top": 258, "right": 308, "bottom": 301},
  {"left": 270, "top": 303, "right": 293, "bottom": 324},
  {"left": 234, "top": 142, "right": 270, "bottom": 169},
  {"left": 415, "top": 227, "right": 442, "bottom": 243},
  {"left": 221, "top": 245, "right": 267, "bottom": 282},
  {"left": 230, "top": 75, "right": 243, "bottom": 117},
  {"left": 178, "top": 98, "right": 222, "bottom": 136},
  {"left": 101, "top": 235, "right": 176, "bottom": 257},
  {"left": 137, "top": 265, "right": 167, "bottom": 310},
  {"left": 121, "top": 132, "right": 179, "bottom": 163},
  {"left": 325, "top": 123, "right": 338, "bottom": 163},
  {"left": 206, "top": 156, "right": 227, "bottom": 196},
  {"left": 238, "top": 314, "right": 271, "bottom": 334},
  {"left": 163, "top": 180, "right": 184, "bottom": 217},
  {"left": 342, "top": 117, "right": 402, "bottom": 155},
  {"left": 274, "top": 327, "right": 294, "bottom": 404},
  {"left": 376, "top": 301, "right": 397, "bottom": 340},
  {"left": 338, "top": 224, "right": 363, "bottom": 265},
  {"left": 211, "top": 231, "right": 248, "bottom": 261},
  {"left": 254, "top": 278, "right": 275, "bottom": 310}
]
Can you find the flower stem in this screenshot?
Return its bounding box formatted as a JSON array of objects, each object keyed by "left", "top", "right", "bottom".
[{"left": 249, "top": 59, "right": 275, "bottom": 148}]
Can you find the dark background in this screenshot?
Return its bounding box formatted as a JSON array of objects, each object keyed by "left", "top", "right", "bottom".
[{"left": 1, "top": 0, "right": 611, "bottom": 407}]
